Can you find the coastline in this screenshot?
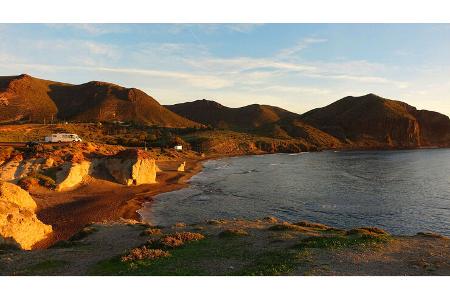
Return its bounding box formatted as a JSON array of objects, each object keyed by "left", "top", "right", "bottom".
[
  {"left": 33, "top": 156, "right": 209, "bottom": 247},
  {"left": 32, "top": 147, "right": 450, "bottom": 248}
]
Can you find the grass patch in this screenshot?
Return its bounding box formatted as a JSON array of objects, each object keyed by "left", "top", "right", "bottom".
[
  {"left": 89, "top": 237, "right": 251, "bottom": 275},
  {"left": 20, "top": 260, "right": 67, "bottom": 275},
  {"left": 294, "top": 234, "right": 391, "bottom": 250},
  {"left": 231, "top": 250, "right": 299, "bottom": 276}
]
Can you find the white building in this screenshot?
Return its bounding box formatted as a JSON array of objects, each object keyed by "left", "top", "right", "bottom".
[{"left": 174, "top": 145, "right": 183, "bottom": 151}]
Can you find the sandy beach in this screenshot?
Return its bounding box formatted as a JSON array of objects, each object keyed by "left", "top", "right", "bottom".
[{"left": 31, "top": 158, "right": 205, "bottom": 248}]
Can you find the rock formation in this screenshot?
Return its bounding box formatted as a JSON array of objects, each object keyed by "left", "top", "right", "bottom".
[
  {"left": 55, "top": 161, "right": 92, "bottom": 191},
  {"left": 0, "top": 156, "right": 46, "bottom": 182},
  {"left": 0, "top": 181, "right": 52, "bottom": 250},
  {"left": 104, "top": 149, "right": 156, "bottom": 186},
  {"left": 177, "top": 161, "right": 186, "bottom": 172}
]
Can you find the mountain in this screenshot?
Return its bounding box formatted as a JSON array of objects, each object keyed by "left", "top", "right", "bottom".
[
  {"left": 0, "top": 74, "right": 200, "bottom": 127},
  {"left": 165, "top": 99, "right": 299, "bottom": 130},
  {"left": 301, "top": 93, "right": 450, "bottom": 148},
  {"left": 166, "top": 99, "right": 342, "bottom": 148}
]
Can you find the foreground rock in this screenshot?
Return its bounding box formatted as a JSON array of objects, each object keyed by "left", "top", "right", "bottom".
[{"left": 0, "top": 182, "right": 52, "bottom": 250}]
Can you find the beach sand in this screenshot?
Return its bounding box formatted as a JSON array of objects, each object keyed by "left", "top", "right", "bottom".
[{"left": 31, "top": 159, "right": 205, "bottom": 248}]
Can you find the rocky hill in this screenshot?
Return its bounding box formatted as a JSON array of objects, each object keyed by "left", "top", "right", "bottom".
[
  {"left": 166, "top": 99, "right": 299, "bottom": 130},
  {"left": 0, "top": 74, "right": 200, "bottom": 127},
  {"left": 166, "top": 99, "right": 342, "bottom": 148},
  {"left": 301, "top": 93, "right": 450, "bottom": 148}
]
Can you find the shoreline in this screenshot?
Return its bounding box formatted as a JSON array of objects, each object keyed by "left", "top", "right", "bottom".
[
  {"left": 32, "top": 147, "right": 450, "bottom": 248},
  {"left": 33, "top": 155, "right": 211, "bottom": 248}
]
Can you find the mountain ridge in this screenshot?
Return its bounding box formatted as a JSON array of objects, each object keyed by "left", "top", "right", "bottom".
[
  {"left": 1, "top": 74, "right": 449, "bottom": 149},
  {"left": 0, "top": 74, "right": 200, "bottom": 128}
]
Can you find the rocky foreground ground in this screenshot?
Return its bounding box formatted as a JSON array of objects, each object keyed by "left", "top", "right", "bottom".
[{"left": 1, "top": 218, "right": 448, "bottom": 276}]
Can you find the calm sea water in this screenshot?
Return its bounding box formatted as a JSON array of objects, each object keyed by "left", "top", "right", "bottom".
[{"left": 139, "top": 149, "right": 450, "bottom": 235}]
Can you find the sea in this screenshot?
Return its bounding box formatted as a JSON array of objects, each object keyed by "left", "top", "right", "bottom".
[{"left": 139, "top": 149, "right": 450, "bottom": 236}]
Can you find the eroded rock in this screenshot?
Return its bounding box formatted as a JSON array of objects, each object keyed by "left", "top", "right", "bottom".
[
  {"left": 55, "top": 161, "right": 92, "bottom": 191},
  {"left": 0, "top": 181, "right": 52, "bottom": 250}
]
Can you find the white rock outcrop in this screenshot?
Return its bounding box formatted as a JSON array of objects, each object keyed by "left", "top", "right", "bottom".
[{"left": 0, "top": 181, "right": 52, "bottom": 250}]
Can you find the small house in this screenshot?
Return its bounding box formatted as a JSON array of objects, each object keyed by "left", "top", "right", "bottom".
[{"left": 174, "top": 145, "right": 183, "bottom": 151}]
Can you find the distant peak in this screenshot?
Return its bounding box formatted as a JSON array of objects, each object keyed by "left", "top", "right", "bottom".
[
  {"left": 17, "top": 74, "right": 32, "bottom": 79},
  {"left": 364, "top": 93, "right": 382, "bottom": 98}
]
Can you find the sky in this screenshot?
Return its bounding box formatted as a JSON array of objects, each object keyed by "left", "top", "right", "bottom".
[{"left": 1, "top": 23, "right": 450, "bottom": 116}]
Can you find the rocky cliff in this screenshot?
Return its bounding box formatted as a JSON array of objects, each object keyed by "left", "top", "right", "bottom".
[{"left": 0, "top": 181, "right": 52, "bottom": 250}]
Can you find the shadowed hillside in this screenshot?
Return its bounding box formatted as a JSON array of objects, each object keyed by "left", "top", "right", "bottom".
[
  {"left": 0, "top": 74, "right": 200, "bottom": 128},
  {"left": 166, "top": 99, "right": 299, "bottom": 130},
  {"left": 301, "top": 93, "right": 450, "bottom": 148},
  {"left": 166, "top": 99, "right": 342, "bottom": 148}
]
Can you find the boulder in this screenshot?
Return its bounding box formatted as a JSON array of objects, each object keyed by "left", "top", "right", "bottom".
[
  {"left": 177, "top": 161, "right": 186, "bottom": 172},
  {"left": 0, "top": 181, "right": 52, "bottom": 250},
  {"left": 55, "top": 161, "right": 92, "bottom": 191},
  {"left": 105, "top": 149, "right": 156, "bottom": 186}
]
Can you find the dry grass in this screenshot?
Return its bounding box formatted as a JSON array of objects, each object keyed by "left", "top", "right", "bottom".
[
  {"left": 121, "top": 247, "right": 170, "bottom": 262},
  {"left": 172, "top": 232, "right": 205, "bottom": 242},
  {"left": 141, "top": 228, "right": 163, "bottom": 236},
  {"left": 346, "top": 227, "right": 389, "bottom": 236},
  {"left": 293, "top": 221, "right": 331, "bottom": 230},
  {"left": 219, "top": 229, "right": 249, "bottom": 238},
  {"left": 262, "top": 216, "right": 278, "bottom": 223},
  {"left": 268, "top": 222, "right": 309, "bottom": 232},
  {"left": 151, "top": 231, "right": 206, "bottom": 249}
]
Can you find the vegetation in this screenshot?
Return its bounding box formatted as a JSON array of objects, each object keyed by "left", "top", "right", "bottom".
[
  {"left": 219, "top": 229, "right": 249, "bottom": 238},
  {"left": 268, "top": 222, "right": 309, "bottom": 232},
  {"left": 18, "top": 172, "right": 56, "bottom": 189},
  {"left": 18, "top": 260, "right": 67, "bottom": 275},
  {"left": 121, "top": 247, "right": 170, "bottom": 262},
  {"left": 140, "top": 228, "right": 163, "bottom": 236},
  {"left": 294, "top": 234, "right": 391, "bottom": 250}
]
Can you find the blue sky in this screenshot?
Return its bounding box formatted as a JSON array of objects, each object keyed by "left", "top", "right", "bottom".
[{"left": 1, "top": 24, "right": 450, "bottom": 115}]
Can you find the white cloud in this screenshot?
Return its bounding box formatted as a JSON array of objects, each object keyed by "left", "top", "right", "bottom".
[
  {"left": 46, "top": 24, "right": 127, "bottom": 35},
  {"left": 277, "top": 37, "right": 328, "bottom": 58}
]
